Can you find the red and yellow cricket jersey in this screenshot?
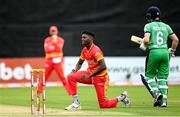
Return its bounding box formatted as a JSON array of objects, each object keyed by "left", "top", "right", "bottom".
[
  {"left": 44, "top": 36, "right": 64, "bottom": 59},
  {"left": 80, "top": 44, "right": 108, "bottom": 76}
]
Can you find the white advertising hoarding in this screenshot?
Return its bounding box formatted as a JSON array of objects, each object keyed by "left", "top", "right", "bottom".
[
  {"left": 64, "top": 57, "right": 180, "bottom": 85},
  {"left": 0, "top": 57, "right": 179, "bottom": 87}
]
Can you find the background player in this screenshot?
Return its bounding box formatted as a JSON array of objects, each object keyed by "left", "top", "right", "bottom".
[
  {"left": 37, "top": 25, "right": 70, "bottom": 96},
  {"left": 140, "top": 6, "right": 179, "bottom": 107},
  {"left": 65, "top": 31, "right": 131, "bottom": 110}
]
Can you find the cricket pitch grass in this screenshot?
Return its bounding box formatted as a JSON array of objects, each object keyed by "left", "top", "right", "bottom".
[{"left": 0, "top": 85, "right": 180, "bottom": 117}]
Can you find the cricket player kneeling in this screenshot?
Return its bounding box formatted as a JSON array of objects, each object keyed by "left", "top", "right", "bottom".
[{"left": 65, "top": 31, "right": 131, "bottom": 110}]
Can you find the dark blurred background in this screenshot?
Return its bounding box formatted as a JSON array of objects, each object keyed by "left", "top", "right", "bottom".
[{"left": 0, "top": 0, "right": 179, "bottom": 57}]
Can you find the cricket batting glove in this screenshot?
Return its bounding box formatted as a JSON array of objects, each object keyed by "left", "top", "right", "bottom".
[
  {"left": 168, "top": 48, "right": 176, "bottom": 57},
  {"left": 139, "top": 39, "right": 147, "bottom": 51}
]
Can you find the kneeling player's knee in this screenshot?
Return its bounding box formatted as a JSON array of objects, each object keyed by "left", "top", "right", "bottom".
[
  {"left": 99, "top": 104, "right": 106, "bottom": 108},
  {"left": 99, "top": 101, "right": 107, "bottom": 108}
]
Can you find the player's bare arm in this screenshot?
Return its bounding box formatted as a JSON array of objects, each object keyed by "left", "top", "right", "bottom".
[
  {"left": 72, "top": 58, "right": 84, "bottom": 73},
  {"left": 143, "top": 32, "right": 150, "bottom": 45},
  {"left": 169, "top": 34, "right": 179, "bottom": 50},
  {"left": 81, "top": 59, "right": 106, "bottom": 80},
  {"left": 168, "top": 34, "right": 179, "bottom": 56}
]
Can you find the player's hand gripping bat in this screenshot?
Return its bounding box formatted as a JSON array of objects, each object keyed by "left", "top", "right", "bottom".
[{"left": 131, "top": 35, "right": 147, "bottom": 51}]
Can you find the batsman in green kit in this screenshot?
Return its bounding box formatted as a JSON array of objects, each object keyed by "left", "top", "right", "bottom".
[{"left": 140, "top": 6, "right": 179, "bottom": 107}]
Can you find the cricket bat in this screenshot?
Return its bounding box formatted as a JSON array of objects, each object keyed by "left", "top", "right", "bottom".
[
  {"left": 131, "top": 35, "right": 143, "bottom": 45},
  {"left": 140, "top": 74, "right": 155, "bottom": 98}
]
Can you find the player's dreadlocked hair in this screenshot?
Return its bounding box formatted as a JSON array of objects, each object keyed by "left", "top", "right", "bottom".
[{"left": 82, "top": 31, "right": 95, "bottom": 38}]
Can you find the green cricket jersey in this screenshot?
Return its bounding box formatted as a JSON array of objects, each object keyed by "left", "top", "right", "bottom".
[{"left": 144, "top": 21, "right": 174, "bottom": 50}]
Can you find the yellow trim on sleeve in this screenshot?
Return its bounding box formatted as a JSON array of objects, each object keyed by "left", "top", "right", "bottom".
[
  {"left": 97, "top": 56, "right": 103, "bottom": 61},
  {"left": 80, "top": 56, "right": 85, "bottom": 60}
]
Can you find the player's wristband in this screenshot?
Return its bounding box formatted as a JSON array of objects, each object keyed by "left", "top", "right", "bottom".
[{"left": 171, "top": 48, "right": 176, "bottom": 52}]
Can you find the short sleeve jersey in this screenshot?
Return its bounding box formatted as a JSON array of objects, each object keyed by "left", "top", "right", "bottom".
[
  {"left": 80, "top": 44, "right": 107, "bottom": 76},
  {"left": 44, "top": 36, "right": 64, "bottom": 57},
  {"left": 144, "top": 21, "right": 174, "bottom": 50}
]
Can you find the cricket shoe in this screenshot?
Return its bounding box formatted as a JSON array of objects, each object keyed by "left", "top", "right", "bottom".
[
  {"left": 153, "top": 94, "right": 163, "bottom": 107},
  {"left": 117, "top": 91, "right": 131, "bottom": 107},
  {"left": 160, "top": 102, "right": 167, "bottom": 107},
  {"left": 65, "top": 102, "right": 81, "bottom": 111}
]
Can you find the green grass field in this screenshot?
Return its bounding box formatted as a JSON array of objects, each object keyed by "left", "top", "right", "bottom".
[{"left": 0, "top": 85, "right": 180, "bottom": 117}]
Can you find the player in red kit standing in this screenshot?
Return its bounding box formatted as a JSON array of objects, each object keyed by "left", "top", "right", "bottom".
[
  {"left": 65, "top": 31, "right": 131, "bottom": 110},
  {"left": 37, "top": 25, "right": 70, "bottom": 96}
]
